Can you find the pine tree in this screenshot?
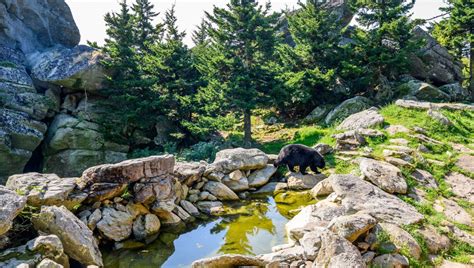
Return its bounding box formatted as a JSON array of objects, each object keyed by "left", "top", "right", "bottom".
[
  {"left": 352, "top": 0, "right": 420, "bottom": 80},
  {"left": 197, "top": 0, "right": 281, "bottom": 144},
  {"left": 131, "top": 0, "right": 162, "bottom": 50},
  {"left": 192, "top": 19, "right": 210, "bottom": 46},
  {"left": 275, "top": 0, "right": 349, "bottom": 116},
  {"left": 432, "top": 0, "right": 473, "bottom": 94}
]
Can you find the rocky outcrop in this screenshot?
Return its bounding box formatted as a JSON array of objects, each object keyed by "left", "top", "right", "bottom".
[
  {"left": 6, "top": 173, "right": 84, "bottom": 209},
  {"left": 337, "top": 107, "right": 384, "bottom": 130},
  {"left": 0, "top": 0, "right": 80, "bottom": 54},
  {"left": 399, "top": 79, "right": 451, "bottom": 102},
  {"left": 32, "top": 206, "right": 103, "bottom": 266},
  {"left": 0, "top": 186, "right": 27, "bottom": 236},
  {"left": 409, "top": 27, "right": 463, "bottom": 86}
]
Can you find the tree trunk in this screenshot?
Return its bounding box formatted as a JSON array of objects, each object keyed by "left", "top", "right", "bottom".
[
  {"left": 243, "top": 109, "right": 252, "bottom": 146},
  {"left": 470, "top": 41, "right": 474, "bottom": 99}
]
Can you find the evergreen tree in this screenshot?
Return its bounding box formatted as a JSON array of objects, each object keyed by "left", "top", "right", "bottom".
[
  {"left": 352, "top": 0, "right": 420, "bottom": 80},
  {"left": 131, "top": 0, "right": 161, "bottom": 50},
  {"left": 197, "top": 0, "right": 281, "bottom": 144},
  {"left": 192, "top": 19, "right": 210, "bottom": 46},
  {"left": 275, "top": 0, "right": 350, "bottom": 116},
  {"left": 432, "top": 0, "right": 473, "bottom": 93},
  {"left": 100, "top": 0, "right": 161, "bottom": 145}
]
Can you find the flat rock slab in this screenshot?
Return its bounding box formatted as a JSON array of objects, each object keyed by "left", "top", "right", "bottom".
[
  {"left": 192, "top": 254, "right": 267, "bottom": 268},
  {"left": 456, "top": 155, "right": 474, "bottom": 174},
  {"left": 6, "top": 173, "right": 81, "bottom": 209},
  {"left": 359, "top": 158, "right": 407, "bottom": 194},
  {"left": 0, "top": 186, "right": 27, "bottom": 236},
  {"left": 287, "top": 173, "right": 326, "bottom": 190},
  {"left": 395, "top": 99, "right": 474, "bottom": 111},
  {"left": 445, "top": 172, "right": 473, "bottom": 203},
  {"left": 330, "top": 174, "right": 423, "bottom": 225},
  {"left": 209, "top": 148, "right": 268, "bottom": 173},
  {"left": 435, "top": 198, "right": 472, "bottom": 227},
  {"left": 78, "top": 155, "right": 175, "bottom": 189},
  {"left": 337, "top": 107, "right": 384, "bottom": 130}
]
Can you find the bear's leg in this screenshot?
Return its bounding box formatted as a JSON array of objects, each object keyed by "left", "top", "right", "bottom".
[
  {"left": 310, "top": 163, "right": 321, "bottom": 174},
  {"left": 288, "top": 164, "right": 297, "bottom": 173},
  {"left": 300, "top": 165, "right": 308, "bottom": 175}
]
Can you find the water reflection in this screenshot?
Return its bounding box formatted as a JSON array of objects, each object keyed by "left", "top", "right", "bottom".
[{"left": 102, "top": 193, "right": 315, "bottom": 268}]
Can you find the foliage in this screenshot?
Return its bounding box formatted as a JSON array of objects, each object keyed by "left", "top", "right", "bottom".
[
  {"left": 351, "top": 0, "right": 421, "bottom": 80},
  {"left": 195, "top": 0, "right": 281, "bottom": 143}
]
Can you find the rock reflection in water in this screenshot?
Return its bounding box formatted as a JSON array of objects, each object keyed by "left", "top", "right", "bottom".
[{"left": 102, "top": 193, "right": 315, "bottom": 268}]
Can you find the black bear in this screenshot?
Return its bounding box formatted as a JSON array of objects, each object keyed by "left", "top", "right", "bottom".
[{"left": 274, "top": 144, "right": 325, "bottom": 175}]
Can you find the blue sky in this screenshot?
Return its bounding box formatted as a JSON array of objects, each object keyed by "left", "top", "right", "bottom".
[{"left": 66, "top": 0, "right": 446, "bottom": 46}]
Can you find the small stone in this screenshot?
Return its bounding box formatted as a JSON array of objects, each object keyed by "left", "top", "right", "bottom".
[
  {"left": 328, "top": 213, "right": 377, "bottom": 242},
  {"left": 418, "top": 226, "right": 451, "bottom": 254},
  {"left": 132, "top": 214, "right": 161, "bottom": 241},
  {"left": 372, "top": 254, "right": 409, "bottom": 268},
  {"left": 180, "top": 200, "right": 200, "bottom": 217}
]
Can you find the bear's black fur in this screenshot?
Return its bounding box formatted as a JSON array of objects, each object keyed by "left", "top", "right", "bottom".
[{"left": 274, "top": 144, "right": 325, "bottom": 175}]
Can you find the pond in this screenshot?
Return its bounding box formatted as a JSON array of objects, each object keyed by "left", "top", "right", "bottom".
[{"left": 102, "top": 191, "right": 315, "bottom": 268}]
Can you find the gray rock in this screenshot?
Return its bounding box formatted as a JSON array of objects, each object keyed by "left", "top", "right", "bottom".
[
  {"left": 174, "top": 161, "right": 207, "bottom": 186},
  {"left": 385, "top": 125, "right": 410, "bottom": 136},
  {"left": 209, "top": 148, "right": 268, "bottom": 173},
  {"left": 395, "top": 99, "right": 474, "bottom": 111},
  {"left": 6, "top": 173, "right": 81, "bottom": 209},
  {"left": 329, "top": 174, "right": 423, "bottom": 225},
  {"left": 132, "top": 214, "right": 161, "bottom": 241},
  {"left": 337, "top": 107, "right": 384, "bottom": 130},
  {"left": 29, "top": 46, "right": 106, "bottom": 91},
  {"left": 372, "top": 253, "right": 409, "bottom": 268},
  {"left": 179, "top": 200, "right": 200, "bottom": 217},
  {"left": 313, "top": 143, "right": 334, "bottom": 155},
  {"left": 248, "top": 165, "right": 277, "bottom": 188},
  {"left": 192, "top": 254, "right": 267, "bottom": 268},
  {"left": 36, "top": 259, "right": 63, "bottom": 268},
  {"left": 328, "top": 213, "right": 377, "bottom": 242},
  {"left": 456, "top": 154, "right": 474, "bottom": 174},
  {"left": 418, "top": 226, "right": 450, "bottom": 254},
  {"left": 332, "top": 130, "right": 366, "bottom": 151},
  {"left": 400, "top": 80, "right": 451, "bottom": 102},
  {"left": 203, "top": 181, "right": 239, "bottom": 201},
  {"left": 0, "top": 108, "right": 47, "bottom": 181},
  {"left": 445, "top": 172, "right": 474, "bottom": 203},
  {"left": 428, "top": 109, "right": 452, "bottom": 126},
  {"left": 222, "top": 176, "right": 249, "bottom": 192},
  {"left": 32, "top": 206, "right": 103, "bottom": 266},
  {"left": 359, "top": 158, "right": 407, "bottom": 194},
  {"left": 310, "top": 178, "right": 334, "bottom": 198},
  {"left": 307, "top": 227, "right": 365, "bottom": 267},
  {"left": 325, "top": 96, "right": 371, "bottom": 124},
  {"left": 287, "top": 173, "right": 326, "bottom": 190},
  {"left": 435, "top": 198, "right": 472, "bottom": 227},
  {"left": 439, "top": 83, "right": 471, "bottom": 101},
  {"left": 409, "top": 27, "right": 463, "bottom": 85},
  {"left": 304, "top": 105, "right": 334, "bottom": 123},
  {"left": 411, "top": 169, "right": 438, "bottom": 189},
  {"left": 0, "top": 0, "right": 79, "bottom": 54},
  {"left": 379, "top": 223, "right": 421, "bottom": 260},
  {"left": 0, "top": 186, "right": 27, "bottom": 235},
  {"left": 196, "top": 201, "right": 224, "bottom": 215}
]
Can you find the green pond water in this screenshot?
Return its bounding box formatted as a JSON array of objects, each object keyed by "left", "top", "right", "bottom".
[{"left": 102, "top": 192, "right": 315, "bottom": 268}]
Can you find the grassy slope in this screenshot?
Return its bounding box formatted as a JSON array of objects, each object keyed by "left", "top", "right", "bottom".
[{"left": 242, "top": 104, "right": 474, "bottom": 265}]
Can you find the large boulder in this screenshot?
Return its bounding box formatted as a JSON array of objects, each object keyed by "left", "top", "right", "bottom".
[
  {"left": 28, "top": 46, "right": 106, "bottom": 91},
  {"left": 326, "top": 174, "right": 423, "bottom": 225},
  {"left": 378, "top": 223, "right": 422, "bottom": 260},
  {"left": 96, "top": 206, "right": 138, "bottom": 242},
  {"left": 0, "top": 108, "right": 47, "bottom": 182},
  {"left": 209, "top": 148, "right": 268, "bottom": 173},
  {"left": 328, "top": 213, "right": 377, "bottom": 242},
  {"left": 400, "top": 80, "right": 451, "bottom": 102},
  {"left": 304, "top": 105, "right": 335, "bottom": 123},
  {"left": 0, "top": 186, "right": 27, "bottom": 236},
  {"left": 0, "top": 0, "right": 80, "bottom": 54},
  {"left": 409, "top": 27, "right": 463, "bottom": 85},
  {"left": 174, "top": 161, "right": 207, "bottom": 186},
  {"left": 359, "top": 158, "right": 407, "bottom": 194},
  {"left": 337, "top": 107, "right": 384, "bottom": 130},
  {"left": 439, "top": 83, "right": 471, "bottom": 101},
  {"left": 303, "top": 227, "right": 365, "bottom": 267},
  {"left": 6, "top": 173, "right": 84, "bottom": 210},
  {"left": 248, "top": 165, "right": 277, "bottom": 188},
  {"left": 42, "top": 114, "right": 129, "bottom": 177},
  {"left": 325, "top": 96, "right": 371, "bottom": 125},
  {"left": 32, "top": 206, "right": 103, "bottom": 266}
]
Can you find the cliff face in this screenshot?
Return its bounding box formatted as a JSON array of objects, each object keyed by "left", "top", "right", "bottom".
[{"left": 0, "top": 0, "right": 126, "bottom": 181}]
